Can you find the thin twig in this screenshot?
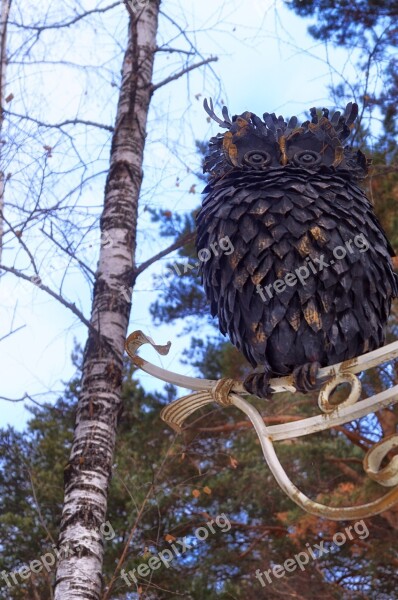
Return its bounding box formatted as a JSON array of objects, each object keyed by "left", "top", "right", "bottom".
[
  {"left": 0, "top": 323, "right": 26, "bottom": 342},
  {"left": 2, "top": 212, "right": 39, "bottom": 273},
  {"left": 27, "top": 466, "right": 56, "bottom": 544},
  {"left": 41, "top": 227, "right": 95, "bottom": 277},
  {"left": 4, "top": 110, "right": 114, "bottom": 132},
  {"left": 101, "top": 482, "right": 155, "bottom": 600},
  {"left": 0, "top": 392, "right": 43, "bottom": 407}
]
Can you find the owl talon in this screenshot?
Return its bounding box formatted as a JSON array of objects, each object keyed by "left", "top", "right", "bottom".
[
  {"left": 292, "top": 361, "right": 321, "bottom": 393},
  {"left": 243, "top": 371, "right": 272, "bottom": 399}
]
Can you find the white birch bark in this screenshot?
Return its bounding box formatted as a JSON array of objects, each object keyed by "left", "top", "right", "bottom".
[
  {"left": 0, "top": 0, "right": 11, "bottom": 266},
  {"left": 54, "top": 3, "right": 160, "bottom": 597}
]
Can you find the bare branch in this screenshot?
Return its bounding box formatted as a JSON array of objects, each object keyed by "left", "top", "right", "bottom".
[
  {"left": 41, "top": 227, "right": 95, "bottom": 278},
  {"left": 326, "top": 458, "right": 363, "bottom": 483},
  {"left": 0, "top": 323, "right": 26, "bottom": 342},
  {"left": 151, "top": 56, "right": 218, "bottom": 92},
  {"left": 1, "top": 263, "right": 121, "bottom": 363},
  {"left": 0, "top": 392, "right": 42, "bottom": 407},
  {"left": 9, "top": 2, "right": 121, "bottom": 32},
  {"left": 5, "top": 110, "right": 114, "bottom": 132},
  {"left": 2, "top": 212, "right": 39, "bottom": 273},
  {"left": 159, "top": 10, "right": 220, "bottom": 85},
  {"left": 156, "top": 45, "right": 196, "bottom": 56},
  {"left": 0, "top": 263, "right": 93, "bottom": 330},
  {"left": 134, "top": 231, "right": 195, "bottom": 278}
]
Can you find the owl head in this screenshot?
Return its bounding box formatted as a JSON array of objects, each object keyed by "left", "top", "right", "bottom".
[{"left": 203, "top": 99, "right": 369, "bottom": 180}]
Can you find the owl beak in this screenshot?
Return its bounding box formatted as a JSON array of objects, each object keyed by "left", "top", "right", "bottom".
[
  {"left": 278, "top": 136, "right": 288, "bottom": 165},
  {"left": 332, "top": 145, "right": 344, "bottom": 167}
]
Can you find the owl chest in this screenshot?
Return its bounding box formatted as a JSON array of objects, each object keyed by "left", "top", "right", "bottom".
[{"left": 197, "top": 181, "right": 367, "bottom": 273}]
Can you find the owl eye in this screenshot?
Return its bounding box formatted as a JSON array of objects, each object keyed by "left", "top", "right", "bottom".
[
  {"left": 243, "top": 150, "right": 272, "bottom": 168},
  {"left": 293, "top": 150, "right": 322, "bottom": 167}
]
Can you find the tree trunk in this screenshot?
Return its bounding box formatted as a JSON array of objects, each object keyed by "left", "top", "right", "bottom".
[
  {"left": 54, "top": 3, "right": 160, "bottom": 598},
  {"left": 0, "top": 0, "right": 11, "bottom": 266}
]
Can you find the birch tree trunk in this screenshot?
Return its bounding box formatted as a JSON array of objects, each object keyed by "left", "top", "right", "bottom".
[
  {"left": 54, "top": 3, "right": 160, "bottom": 597},
  {"left": 0, "top": 0, "right": 11, "bottom": 266}
]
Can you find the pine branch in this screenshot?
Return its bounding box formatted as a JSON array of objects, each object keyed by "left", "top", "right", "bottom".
[{"left": 194, "top": 414, "right": 303, "bottom": 433}]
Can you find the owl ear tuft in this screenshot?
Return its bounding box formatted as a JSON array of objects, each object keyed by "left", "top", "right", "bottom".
[
  {"left": 203, "top": 98, "right": 232, "bottom": 128},
  {"left": 344, "top": 102, "right": 359, "bottom": 127},
  {"left": 330, "top": 102, "right": 359, "bottom": 141},
  {"left": 262, "top": 112, "right": 277, "bottom": 133},
  {"left": 310, "top": 108, "right": 318, "bottom": 124},
  {"left": 330, "top": 110, "right": 341, "bottom": 127},
  {"left": 322, "top": 107, "right": 330, "bottom": 119}
]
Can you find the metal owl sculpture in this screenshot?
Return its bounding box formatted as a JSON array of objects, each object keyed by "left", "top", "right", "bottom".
[{"left": 196, "top": 99, "right": 398, "bottom": 398}]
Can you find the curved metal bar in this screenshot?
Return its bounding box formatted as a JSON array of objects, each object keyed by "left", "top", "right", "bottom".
[
  {"left": 231, "top": 394, "right": 398, "bottom": 520},
  {"left": 318, "top": 373, "right": 362, "bottom": 413},
  {"left": 267, "top": 385, "right": 398, "bottom": 441},
  {"left": 363, "top": 435, "right": 398, "bottom": 487},
  {"left": 126, "top": 330, "right": 398, "bottom": 440},
  {"left": 125, "top": 330, "right": 398, "bottom": 520},
  {"left": 126, "top": 330, "right": 398, "bottom": 394}
]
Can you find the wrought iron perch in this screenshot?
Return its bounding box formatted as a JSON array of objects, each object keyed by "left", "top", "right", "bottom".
[{"left": 125, "top": 330, "right": 398, "bottom": 521}]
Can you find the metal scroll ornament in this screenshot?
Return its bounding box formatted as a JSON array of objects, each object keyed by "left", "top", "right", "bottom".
[{"left": 125, "top": 331, "right": 398, "bottom": 520}]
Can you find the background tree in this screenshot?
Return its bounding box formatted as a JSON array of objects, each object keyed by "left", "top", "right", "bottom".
[{"left": 286, "top": 0, "right": 398, "bottom": 128}]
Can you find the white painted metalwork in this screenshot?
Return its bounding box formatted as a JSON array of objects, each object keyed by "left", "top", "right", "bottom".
[{"left": 125, "top": 331, "right": 398, "bottom": 520}]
